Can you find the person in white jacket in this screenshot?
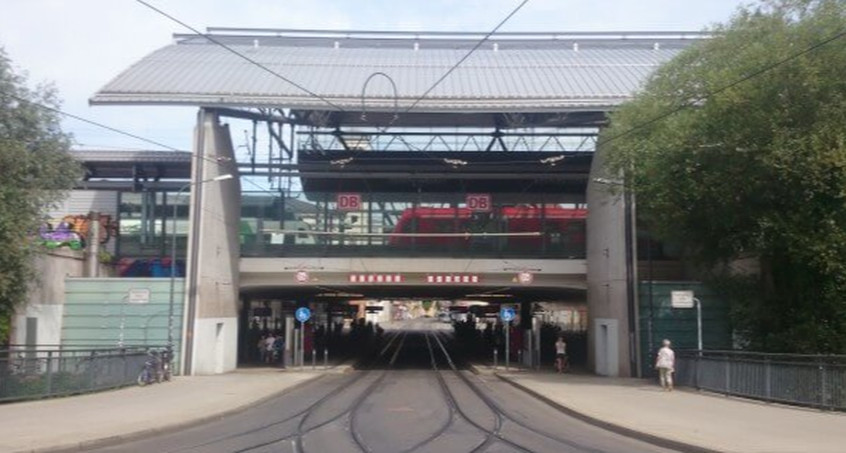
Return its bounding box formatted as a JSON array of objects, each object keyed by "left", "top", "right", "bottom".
[{"left": 655, "top": 339, "right": 675, "bottom": 391}]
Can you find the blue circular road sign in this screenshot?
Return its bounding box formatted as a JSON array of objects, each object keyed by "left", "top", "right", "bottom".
[
  {"left": 295, "top": 307, "right": 312, "bottom": 323},
  {"left": 500, "top": 307, "right": 516, "bottom": 322}
]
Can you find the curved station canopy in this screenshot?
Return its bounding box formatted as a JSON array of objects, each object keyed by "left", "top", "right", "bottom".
[{"left": 91, "top": 29, "right": 705, "bottom": 128}]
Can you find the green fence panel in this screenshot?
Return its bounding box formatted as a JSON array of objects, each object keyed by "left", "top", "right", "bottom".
[
  {"left": 63, "top": 278, "right": 184, "bottom": 371},
  {"left": 638, "top": 281, "right": 732, "bottom": 376}
]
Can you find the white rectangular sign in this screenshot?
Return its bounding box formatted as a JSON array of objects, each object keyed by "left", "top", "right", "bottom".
[
  {"left": 127, "top": 288, "right": 150, "bottom": 304},
  {"left": 671, "top": 290, "right": 695, "bottom": 308}
]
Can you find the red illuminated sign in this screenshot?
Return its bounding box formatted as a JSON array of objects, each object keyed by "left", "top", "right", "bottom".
[
  {"left": 337, "top": 193, "right": 362, "bottom": 211},
  {"left": 426, "top": 274, "right": 480, "bottom": 284},
  {"left": 349, "top": 274, "right": 404, "bottom": 284},
  {"left": 466, "top": 193, "right": 492, "bottom": 212},
  {"left": 294, "top": 270, "right": 309, "bottom": 283}
]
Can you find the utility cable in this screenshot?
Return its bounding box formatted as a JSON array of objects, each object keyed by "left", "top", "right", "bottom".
[
  {"left": 133, "top": 0, "right": 346, "bottom": 112},
  {"left": 2, "top": 90, "right": 181, "bottom": 151},
  {"left": 401, "top": 0, "right": 530, "bottom": 116},
  {"left": 598, "top": 27, "right": 846, "bottom": 148}
]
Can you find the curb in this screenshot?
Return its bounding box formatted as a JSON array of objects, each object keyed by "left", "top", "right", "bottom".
[
  {"left": 26, "top": 373, "right": 329, "bottom": 453},
  {"left": 494, "top": 373, "right": 724, "bottom": 453}
]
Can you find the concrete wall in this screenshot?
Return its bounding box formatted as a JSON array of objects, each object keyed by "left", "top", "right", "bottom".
[
  {"left": 586, "top": 151, "right": 635, "bottom": 377},
  {"left": 240, "top": 257, "right": 587, "bottom": 292},
  {"left": 11, "top": 250, "right": 112, "bottom": 346},
  {"left": 183, "top": 109, "right": 241, "bottom": 375}
]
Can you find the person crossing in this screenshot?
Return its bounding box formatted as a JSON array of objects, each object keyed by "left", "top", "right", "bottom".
[
  {"left": 655, "top": 339, "right": 676, "bottom": 391},
  {"left": 554, "top": 336, "right": 568, "bottom": 373}
]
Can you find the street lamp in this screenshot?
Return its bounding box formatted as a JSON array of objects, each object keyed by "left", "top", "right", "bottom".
[{"left": 167, "top": 174, "right": 234, "bottom": 367}]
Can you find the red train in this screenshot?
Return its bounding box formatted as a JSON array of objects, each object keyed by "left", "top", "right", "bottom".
[{"left": 388, "top": 206, "right": 587, "bottom": 249}]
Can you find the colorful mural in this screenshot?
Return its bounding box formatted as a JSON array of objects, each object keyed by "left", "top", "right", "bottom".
[
  {"left": 39, "top": 214, "right": 119, "bottom": 250},
  {"left": 117, "top": 258, "right": 185, "bottom": 278}
]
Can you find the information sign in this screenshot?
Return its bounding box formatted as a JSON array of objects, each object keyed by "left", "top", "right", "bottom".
[
  {"left": 295, "top": 307, "right": 312, "bottom": 323},
  {"left": 500, "top": 307, "right": 516, "bottom": 322}
]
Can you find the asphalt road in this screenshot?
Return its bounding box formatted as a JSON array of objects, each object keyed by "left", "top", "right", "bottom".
[{"left": 89, "top": 329, "right": 679, "bottom": 453}]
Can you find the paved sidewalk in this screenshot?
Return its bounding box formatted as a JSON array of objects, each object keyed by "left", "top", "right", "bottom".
[
  {"left": 0, "top": 366, "right": 348, "bottom": 453},
  {"left": 491, "top": 368, "right": 846, "bottom": 453}
]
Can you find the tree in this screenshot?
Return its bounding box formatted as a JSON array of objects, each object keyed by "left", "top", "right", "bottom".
[
  {"left": 602, "top": 0, "right": 846, "bottom": 353},
  {"left": 0, "top": 47, "right": 82, "bottom": 342}
]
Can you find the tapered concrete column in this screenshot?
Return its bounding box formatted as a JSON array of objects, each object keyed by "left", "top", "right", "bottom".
[
  {"left": 182, "top": 108, "right": 241, "bottom": 375},
  {"left": 586, "top": 148, "right": 638, "bottom": 377}
]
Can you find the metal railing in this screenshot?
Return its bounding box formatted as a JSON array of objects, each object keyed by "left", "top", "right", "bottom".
[
  {"left": 675, "top": 350, "right": 846, "bottom": 410},
  {"left": 0, "top": 345, "right": 162, "bottom": 403}
]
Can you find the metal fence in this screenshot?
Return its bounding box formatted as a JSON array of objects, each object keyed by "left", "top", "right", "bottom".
[
  {"left": 675, "top": 350, "right": 846, "bottom": 410},
  {"left": 0, "top": 345, "right": 162, "bottom": 403}
]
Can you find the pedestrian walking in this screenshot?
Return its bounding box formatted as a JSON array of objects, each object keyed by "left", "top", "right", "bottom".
[
  {"left": 655, "top": 339, "right": 675, "bottom": 391},
  {"left": 554, "top": 336, "right": 568, "bottom": 373},
  {"left": 273, "top": 332, "right": 286, "bottom": 367},
  {"left": 264, "top": 333, "right": 276, "bottom": 364},
  {"left": 258, "top": 334, "right": 267, "bottom": 363}
]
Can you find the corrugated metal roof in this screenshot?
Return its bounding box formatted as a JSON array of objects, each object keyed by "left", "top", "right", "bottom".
[
  {"left": 91, "top": 30, "right": 700, "bottom": 113},
  {"left": 71, "top": 150, "right": 192, "bottom": 163}
]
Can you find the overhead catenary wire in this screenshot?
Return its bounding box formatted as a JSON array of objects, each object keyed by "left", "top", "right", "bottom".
[
  {"left": 597, "top": 27, "right": 846, "bottom": 148},
  {"left": 1, "top": 90, "right": 181, "bottom": 152},
  {"left": 11, "top": 7, "right": 842, "bottom": 179},
  {"left": 400, "top": 0, "right": 530, "bottom": 116},
  {"left": 133, "top": 0, "right": 346, "bottom": 112},
  {"left": 351, "top": 0, "right": 531, "bottom": 166}
]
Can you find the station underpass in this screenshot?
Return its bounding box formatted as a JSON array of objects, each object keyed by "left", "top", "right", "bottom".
[{"left": 236, "top": 273, "right": 589, "bottom": 372}]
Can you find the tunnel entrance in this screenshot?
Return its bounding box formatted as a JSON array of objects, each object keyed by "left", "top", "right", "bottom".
[{"left": 236, "top": 286, "right": 588, "bottom": 372}]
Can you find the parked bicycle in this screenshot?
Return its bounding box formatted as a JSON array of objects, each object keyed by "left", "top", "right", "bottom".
[
  {"left": 161, "top": 347, "right": 173, "bottom": 382},
  {"left": 137, "top": 349, "right": 164, "bottom": 386}
]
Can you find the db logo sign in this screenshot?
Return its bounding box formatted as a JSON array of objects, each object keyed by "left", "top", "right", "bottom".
[
  {"left": 294, "top": 270, "right": 309, "bottom": 283},
  {"left": 517, "top": 271, "right": 534, "bottom": 285},
  {"left": 337, "top": 193, "right": 362, "bottom": 211},
  {"left": 466, "top": 194, "right": 492, "bottom": 212}
]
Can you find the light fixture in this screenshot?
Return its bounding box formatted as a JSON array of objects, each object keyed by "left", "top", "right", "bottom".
[{"left": 540, "top": 155, "right": 566, "bottom": 166}]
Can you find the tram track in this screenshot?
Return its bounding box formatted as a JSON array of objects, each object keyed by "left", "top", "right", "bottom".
[
  {"left": 160, "top": 331, "right": 406, "bottom": 453},
  {"left": 428, "top": 331, "right": 615, "bottom": 453},
  {"left": 89, "top": 327, "right": 678, "bottom": 453},
  {"left": 288, "top": 331, "right": 406, "bottom": 453}
]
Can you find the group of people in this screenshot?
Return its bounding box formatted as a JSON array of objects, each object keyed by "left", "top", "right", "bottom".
[
  {"left": 258, "top": 332, "right": 285, "bottom": 365},
  {"left": 553, "top": 335, "right": 676, "bottom": 392}
]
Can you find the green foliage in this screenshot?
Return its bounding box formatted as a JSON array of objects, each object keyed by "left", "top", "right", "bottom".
[
  {"left": 603, "top": 1, "right": 846, "bottom": 353},
  {"left": 0, "top": 47, "right": 82, "bottom": 342}
]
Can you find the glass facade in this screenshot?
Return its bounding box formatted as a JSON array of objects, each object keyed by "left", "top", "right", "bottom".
[
  {"left": 115, "top": 191, "right": 189, "bottom": 277},
  {"left": 115, "top": 189, "right": 587, "bottom": 263},
  {"left": 240, "top": 191, "right": 586, "bottom": 259}
]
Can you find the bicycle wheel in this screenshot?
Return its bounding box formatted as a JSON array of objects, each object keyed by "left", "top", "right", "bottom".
[{"left": 137, "top": 369, "right": 149, "bottom": 386}]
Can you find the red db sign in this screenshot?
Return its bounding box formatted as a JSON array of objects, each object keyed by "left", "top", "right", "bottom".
[
  {"left": 337, "top": 193, "right": 362, "bottom": 211},
  {"left": 466, "top": 194, "right": 492, "bottom": 212}
]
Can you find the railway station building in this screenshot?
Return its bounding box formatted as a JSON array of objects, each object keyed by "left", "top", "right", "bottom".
[{"left": 13, "top": 30, "right": 729, "bottom": 377}]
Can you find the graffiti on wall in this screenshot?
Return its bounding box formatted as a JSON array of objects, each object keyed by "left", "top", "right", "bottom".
[
  {"left": 39, "top": 214, "right": 119, "bottom": 250},
  {"left": 117, "top": 258, "right": 184, "bottom": 278}
]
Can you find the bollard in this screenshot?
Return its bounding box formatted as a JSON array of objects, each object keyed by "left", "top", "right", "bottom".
[
  {"left": 312, "top": 349, "right": 316, "bottom": 370},
  {"left": 324, "top": 348, "right": 329, "bottom": 370},
  {"left": 518, "top": 349, "right": 523, "bottom": 369},
  {"left": 493, "top": 349, "right": 498, "bottom": 369}
]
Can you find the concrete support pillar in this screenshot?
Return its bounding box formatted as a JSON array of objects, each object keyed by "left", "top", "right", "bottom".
[
  {"left": 86, "top": 212, "right": 100, "bottom": 277},
  {"left": 586, "top": 147, "right": 638, "bottom": 377},
  {"left": 182, "top": 108, "right": 241, "bottom": 375}
]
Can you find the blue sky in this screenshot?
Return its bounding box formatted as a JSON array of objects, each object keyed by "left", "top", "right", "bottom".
[{"left": 0, "top": 0, "right": 747, "bottom": 151}]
